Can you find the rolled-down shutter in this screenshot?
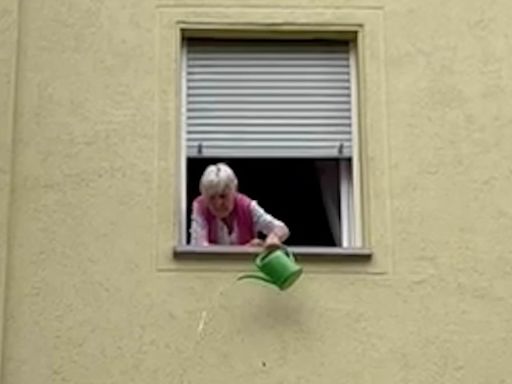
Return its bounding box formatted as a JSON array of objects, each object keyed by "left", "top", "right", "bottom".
[{"left": 185, "top": 39, "right": 353, "bottom": 158}]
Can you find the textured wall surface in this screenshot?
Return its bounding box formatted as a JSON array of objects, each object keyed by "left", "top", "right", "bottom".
[
  {"left": 3, "top": 0, "right": 512, "bottom": 383},
  {"left": 0, "top": 0, "right": 18, "bottom": 377}
]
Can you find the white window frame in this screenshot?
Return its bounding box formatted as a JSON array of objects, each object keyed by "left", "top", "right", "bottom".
[{"left": 179, "top": 37, "right": 362, "bottom": 248}]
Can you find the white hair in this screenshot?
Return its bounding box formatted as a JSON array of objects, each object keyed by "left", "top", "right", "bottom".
[{"left": 199, "top": 163, "right": 238, "bottom": 196}]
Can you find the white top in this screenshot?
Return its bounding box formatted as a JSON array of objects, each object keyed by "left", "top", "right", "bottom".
[{"left": 189, "top": 200, "right": 286, "bottom": 245}]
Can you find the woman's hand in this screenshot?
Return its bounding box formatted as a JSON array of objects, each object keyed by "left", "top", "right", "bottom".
[
  {"left": 246, "top": 238, "right": 264, "bottom": 247},
  {"left": 263, "top": 233, "right": 282, "bottom": 251}
]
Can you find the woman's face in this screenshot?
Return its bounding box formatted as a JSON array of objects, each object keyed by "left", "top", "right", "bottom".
[{"left": 206, "top": 188, "right": 235, "bottom": 219}]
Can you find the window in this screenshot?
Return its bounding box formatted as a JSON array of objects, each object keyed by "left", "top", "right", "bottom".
[{"left": 180, "top": 37, "right": 361, "bottom": 248}]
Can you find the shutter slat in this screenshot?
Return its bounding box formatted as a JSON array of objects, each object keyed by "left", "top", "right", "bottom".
[
  {"left": 188, "top": 134, "right": 350, "bottom": 141},
  {"left": 189, "top": 113, "right": 351, "bottom": 119},
  {"left": 188, "top": 74, "right": 349, "bottom": 81},
  {"left": 188, "top": 96, "right": 351, "bottom": 103},
  {"left": 188, "top": 89, "right": 350, "bottom": 95},
  {"left": 188, "top": 127, "right": 350, "bottom": 133},
  {"left": 188, "top": 82, "right": 349, "bottom": 89},
  {"left": 187, "top": 66, "right": 349, "bottom": 73},
  {"left": 185, "top": 39, "right": 353, "bottom": 158},
  {"left": 188, "top": 117, "right": 351, "bottom": 124},
  {"left": 189, "top": 104, "right": 350, "bottom": 111}
]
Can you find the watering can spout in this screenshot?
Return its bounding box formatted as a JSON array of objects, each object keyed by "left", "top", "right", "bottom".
[{"left": 237, "top": 273, "right": 274, "bottom": 285}]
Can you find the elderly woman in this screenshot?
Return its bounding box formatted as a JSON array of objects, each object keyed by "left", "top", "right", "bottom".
[{"left": 189, "top": 163, "right": 289, "bottom": 248}]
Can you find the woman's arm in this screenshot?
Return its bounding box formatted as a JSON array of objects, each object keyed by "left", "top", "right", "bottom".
[
  {"left": 250, "top": 201, "right": 290, "bottom": 247},
  {"left": 189, "top": 202, "right": 209, "bottom": 246}
]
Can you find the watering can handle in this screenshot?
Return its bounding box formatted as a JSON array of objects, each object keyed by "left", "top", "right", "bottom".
[
  {"left": 236, "top": 273, "right": 273, "bottom": 284},
  {"left": 255, "top": 246, "right": 294, "bottom": 267},
  {"left": 283, "top": 247, "right": 295, "bottom": 261}
]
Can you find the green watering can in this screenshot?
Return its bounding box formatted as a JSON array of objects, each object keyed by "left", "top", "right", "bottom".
[{"left": 237, "top": 248, "right": 303, "bottom": 291}]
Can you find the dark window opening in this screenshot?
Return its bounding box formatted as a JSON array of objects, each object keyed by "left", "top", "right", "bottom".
[{"left": 186, "top": 158, "right": 340, "bottom": 247}]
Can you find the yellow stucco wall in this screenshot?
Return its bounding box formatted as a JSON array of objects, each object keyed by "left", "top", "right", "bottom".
[
  {"left": 0, "top": 0, "right": 18, "bottom": 376},
  {"left": 2, "top": 0, "right": 512, "bottom": 383}
]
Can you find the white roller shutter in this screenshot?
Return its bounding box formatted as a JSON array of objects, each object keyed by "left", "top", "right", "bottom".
[{"left": 184, "top": 38, "right": 353, "bottom": 158}]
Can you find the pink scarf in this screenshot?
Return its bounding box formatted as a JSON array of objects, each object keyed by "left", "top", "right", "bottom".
[{"left": 194, "top": 193, "right": 255, "bottom": 245}]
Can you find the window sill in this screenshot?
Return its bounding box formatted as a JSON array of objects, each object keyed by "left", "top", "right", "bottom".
[{"left": 173, "top": 245, "right": 372, "bottom": 262}]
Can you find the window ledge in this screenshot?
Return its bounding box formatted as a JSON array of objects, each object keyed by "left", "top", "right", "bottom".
[{"left": 173, "top": 245, "right": 372, "bottom": 262}]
